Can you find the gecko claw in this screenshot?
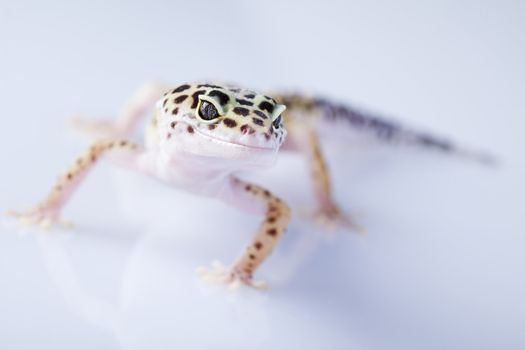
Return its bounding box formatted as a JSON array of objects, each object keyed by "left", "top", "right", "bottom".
[
  {"left": 6, "top": 207, "right": 72, "bottom": 230},
  {"left": 196, "top": 260, "right": 268, "bottom": 290}
]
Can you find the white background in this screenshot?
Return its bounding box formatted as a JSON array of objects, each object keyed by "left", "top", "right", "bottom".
[{"left": 1, "top": 1, "right": 524, "bottom": 349}]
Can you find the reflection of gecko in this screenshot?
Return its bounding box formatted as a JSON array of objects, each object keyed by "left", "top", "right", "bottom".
[{"left": 8, "top": 82, "right": 494, "bottom": 288}]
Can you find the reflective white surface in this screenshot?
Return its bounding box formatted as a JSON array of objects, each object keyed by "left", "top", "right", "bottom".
[{"left": 1, "top": 1, "right": 524, "bottom": 349}]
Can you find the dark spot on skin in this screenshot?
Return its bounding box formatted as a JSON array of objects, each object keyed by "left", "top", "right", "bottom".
[
  {"left": 416, "top": 134, "right": 452, "bottom": 151},
  {"left": 191, "top": 90, "right": 206, "bottom": 108},
  {"left": 264, "top": 133, "right": 271, "bottom": 140},
  {"left": 267, "top": 228, "right": 277, "bottom": 236},
  {"left": 236, "top": 98, "right": 253, "bottom": 106},
  {"left": 254, "top": 242, "right": 263, "bottom": 250},
  {"left": 223, "top": 118, "right": 237, "bottom": 128},
  {"left": 120, "top": 140, "right": 128, "bottom": 146},
  {"left": 197, "top": 83, "right": 221, "bottom": 89},
  {"left": 240, "top": 124, "right": 255, "bottom": 135},
  {"left": 259, "top": 101, "right": 274, "bottom": 114},
  {"left": 172, "top": 84, "right": 191, "bottom": 93},
  {"left": 253, "top": 110, "right": 268, "bottom": 119},
  {"left": 162, "top": 98, "right": 168, "bottom": 107},
  {"left": 272, "top": 115, "right": 282, "bottom": 129},
  {"left": 233, "top": 107, "right": 250, "bottom": 116},
  {"left": 167, "top": 133, "right": 171, "bottom": 139},
  {"left": 267, "top": 217, "right": 276, "bottom": 223},
  {"left": 207, "top": 124, "right": 216, "bottom": 130},
  {"left": 244, "top": 94, "right": 255, "bottom": 99},
  {"left": 249, "top": 254, "right": 256, "bottom": 260},
  {"left": 174, "top": 95, "right": 188, "bottom": 104},
  {"left": 164, "top": 108, "right": 169, "bottom": 114},
  {"left": 245, "top": 184, "right": 252, "bottom": 191},
  {"left": 252, "top": 117, "right": 264, "bottom": 126},
  {"left": 187, "top": 125, "right": 194, "bottom": 133},
  {"left": 360, "top": 117, "right": 400, "bottom": 140},
  {"left": 263, "top": 190, "right": 270, "bottom": 197},
  {"left": 208, "top": 90, "right": 230, "bottom": 106},
  {"left": 66, "top": 173, "right": 73, "bottom": 180},
  {"left": 264, "top": 95, "right": 277, "bottom": 103},
  {"left": 172, "top": 107, "right": 179, "bottom": 115},
  {"left": 268, "top": 205, "right": 278, "bottom": 212},
  {"left": 171, "top": 121, "right": 177, "bottom": 128}
]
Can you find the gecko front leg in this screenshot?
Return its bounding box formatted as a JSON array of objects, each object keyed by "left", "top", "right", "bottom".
[
  {"left": 197, "top": 177, "right": 291, "bottom": 289},
  {"left": 7, "top": 139, "right": 143, "bottom": 229}
]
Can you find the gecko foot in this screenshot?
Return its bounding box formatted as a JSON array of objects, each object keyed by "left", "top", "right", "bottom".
[
  {"left": 5, "top": 206, "right": 72, "bottom": 230},
  {"left": 196, "top": 260, "right": 268, "bottom": 290},
  {"left": 70, "top": 115, "right": 125, "bottom": 139},
  {"left": 302, "top": 202, "right": 366, "bottom": 234}
]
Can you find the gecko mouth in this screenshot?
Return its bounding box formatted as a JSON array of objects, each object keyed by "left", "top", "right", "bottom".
[{"left": 185, "top": 122, "right": 277, "bottom": 151}]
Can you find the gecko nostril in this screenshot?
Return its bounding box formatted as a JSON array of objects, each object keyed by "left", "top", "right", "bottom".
[{"left": 240, "top": 124, "right": 255, "bottom": 135}]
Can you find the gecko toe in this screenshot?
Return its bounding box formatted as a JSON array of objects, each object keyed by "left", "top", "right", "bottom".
[
  {"left": 302, "top": 204, "right": 366, "bottom": 234},
  {"left": 197, "top": 260, "right": 268, "bottom": 290},
  {"left": 6, "top": 207, "right": 72, "bottom": 231}
]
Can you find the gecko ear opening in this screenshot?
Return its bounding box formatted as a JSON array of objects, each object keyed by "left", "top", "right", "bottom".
[{"left": 271, "top": 104, "right": 286, "bottom": 120}]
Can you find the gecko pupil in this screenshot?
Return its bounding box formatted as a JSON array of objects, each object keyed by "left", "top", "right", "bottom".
[
  {"left": 272, "top": 115, "right": 282, "bottom": 129},
  {"left": 199, "top": 101, "right": 219, "bottom": 120}
]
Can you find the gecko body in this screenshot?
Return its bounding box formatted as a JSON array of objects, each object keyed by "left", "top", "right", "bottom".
[{"left": 9, "top": 81, "right": 492, "bottom": 288}]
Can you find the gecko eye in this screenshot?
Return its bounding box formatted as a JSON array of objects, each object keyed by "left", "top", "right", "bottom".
[
  {"left": 198, "top": 101, "right": 220, "bottom": 121},
  {"left": 272, "top": 115, "right": 282, "bottom": 129}
]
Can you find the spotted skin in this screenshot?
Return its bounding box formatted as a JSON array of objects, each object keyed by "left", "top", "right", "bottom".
[
  {"left": 229, "top": 177, "right": 291, "bottom": 282},
  {"left": 8, "top": 139, "right": 140, "bottom": 228},
  {"left": 10, "top": 82, "right": 288, "bottom": 289},
  {"left": 273, "top": 93, "right": 493, "bottom": 159},
  {"left": 300, "top": 128, "right": 362, "bottom": 230},
  {"left": 270, "top": 92, "right": 495, "bottom": 227},
  {"left": 10, "top": 81, "right": 491, "bottom": 289},
  {"left": 155, "top": 83, "right": 286, "bottom": 151}
]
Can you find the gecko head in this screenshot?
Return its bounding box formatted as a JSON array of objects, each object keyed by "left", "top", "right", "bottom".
[{"left": 156, "top": 83, "right": 287, "bottom": 165}]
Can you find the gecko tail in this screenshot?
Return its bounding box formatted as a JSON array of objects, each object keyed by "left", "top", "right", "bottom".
[
  {"left": 279, "top": 94, "right": 499, "bottom": 166},
  {"left": 400, "top": 130, "right": 500, "bottom": 166}
]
